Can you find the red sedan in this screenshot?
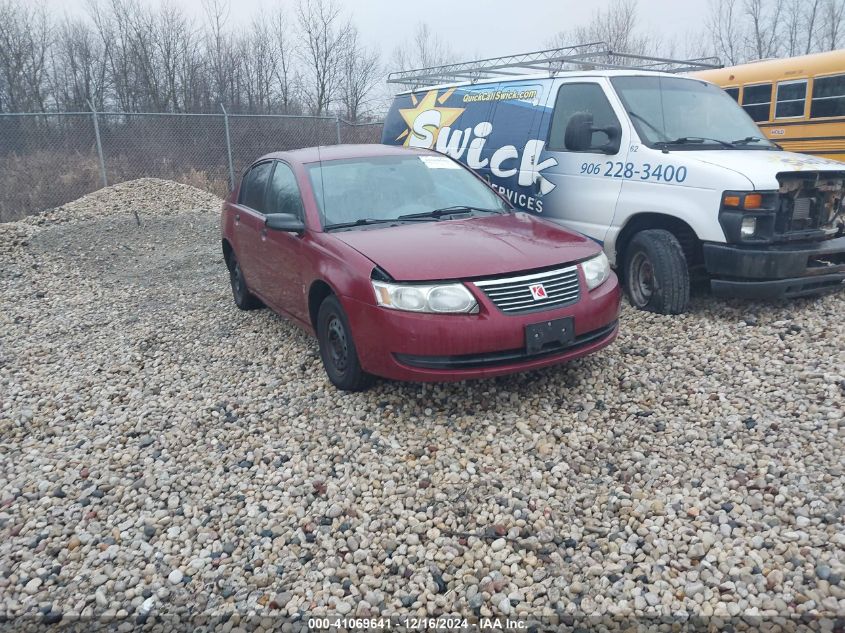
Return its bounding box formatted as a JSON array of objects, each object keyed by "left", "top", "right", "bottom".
[{"left": 221, "top": 144, "right": 620, "bottom": 390}]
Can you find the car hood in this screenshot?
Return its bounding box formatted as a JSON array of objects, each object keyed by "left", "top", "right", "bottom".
[{"left": 332, "top": 212, "right": 599, "bottom": 281}]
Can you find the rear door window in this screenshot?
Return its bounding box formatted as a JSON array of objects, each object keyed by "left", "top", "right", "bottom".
[
  {"left": 811, "top": 74, "right": 845, "bottom": 118},
  {"left": 239, "top": 162, "right": 273, "bottom": 213},
  {"left": 266, "top": 162, "right": 304, "bottom": 218},
  {"left": 741, "top": 83, "right": 772, "bottom": 122},
  {"left": 548, "top": 83, "right": 620, "bottom": 152},
  {"left": 775, "top": 80, "right": 807, "bottom": 118}
]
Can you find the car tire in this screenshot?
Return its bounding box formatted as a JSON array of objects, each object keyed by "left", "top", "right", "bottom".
[
  {"left": 317, "top": 295, "right": 374, "bottom": 391},
  {"left": 228, "top": 252, "right": 263, "bottom": 311},
  {"left": 623, "top": 229, "right": 690, "bottom": 315}
]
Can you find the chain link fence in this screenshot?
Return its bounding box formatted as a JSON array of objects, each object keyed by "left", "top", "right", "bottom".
[{"left": 0, "top": 111, "right": 384, "bottom": 222}]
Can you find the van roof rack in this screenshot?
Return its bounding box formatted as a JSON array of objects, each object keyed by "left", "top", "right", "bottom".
[{"left": 387, "top": 43, "right": 722, "bottom": 88}]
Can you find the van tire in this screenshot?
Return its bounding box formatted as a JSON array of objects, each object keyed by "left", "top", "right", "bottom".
[{"left": 623, "top": 229, "right": 689, "bottom": 315}]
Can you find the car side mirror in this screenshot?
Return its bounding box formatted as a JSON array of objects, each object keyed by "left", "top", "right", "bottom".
[{"left": 265, "top": 213, "right": 305, "bottom": 233}]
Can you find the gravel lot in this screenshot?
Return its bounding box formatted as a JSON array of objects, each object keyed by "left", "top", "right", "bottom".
[{"left": 1, "top": 179, "right": 844, "bottom": 627}]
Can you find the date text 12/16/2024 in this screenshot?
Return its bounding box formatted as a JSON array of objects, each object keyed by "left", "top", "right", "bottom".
[{"left": 307, "top": 616, "right": 529, "bottom": 630}]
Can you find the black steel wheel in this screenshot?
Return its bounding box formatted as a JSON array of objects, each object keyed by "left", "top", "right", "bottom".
[
  {"left": 623, "top": 229, "right": 689, "bottom": 315},
  {"left": 317, "top": 295, "right": 373, "bottom": 391}
]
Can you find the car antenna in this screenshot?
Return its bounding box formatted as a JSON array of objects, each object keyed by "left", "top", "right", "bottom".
[{"left": 317, "top": 132, "right": 327, "bottom": 226}]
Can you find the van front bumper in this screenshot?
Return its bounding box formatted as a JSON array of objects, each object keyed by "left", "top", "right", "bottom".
[{"left": 703, "top": 235, "right": 845, "bottom": 299}]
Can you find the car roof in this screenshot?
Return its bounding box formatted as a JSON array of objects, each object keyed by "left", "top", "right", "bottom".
[
  {"left": 395, "top": 69, "right": 701, "bottom": 95},
  {"left": 257, "top": 144, "right": 434, "bottom": 165}
]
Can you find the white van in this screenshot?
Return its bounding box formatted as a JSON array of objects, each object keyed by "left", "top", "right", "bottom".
[{"left": 381, "top": 49, "right": 845, "bottom": 314}]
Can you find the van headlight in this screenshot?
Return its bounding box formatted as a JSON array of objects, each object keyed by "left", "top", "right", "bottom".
[
  {"left": 582, "top": 252, "right": 610, "bottom": 290},
  {"left": 372, "top": 280, "right": 478, "bottom": 313}
]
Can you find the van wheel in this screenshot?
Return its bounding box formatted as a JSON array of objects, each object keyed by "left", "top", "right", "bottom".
[
  {"left": 623, "top": 229, "right": 689, "bottom": 315},
  {"left": 228, "top": 252, "right": 263, "bottom": 311},
  {"left": 317, "top": 295, "right": 374, "bottom": 391}
]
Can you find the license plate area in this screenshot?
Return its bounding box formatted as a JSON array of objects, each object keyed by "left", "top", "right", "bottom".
[{"left": 525, "top": 317, "right": 574, "bottom": 354}]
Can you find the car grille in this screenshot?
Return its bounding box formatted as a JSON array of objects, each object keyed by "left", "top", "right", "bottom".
[{"left": 473, "top": 265, "right": 581, "bottom": 314}]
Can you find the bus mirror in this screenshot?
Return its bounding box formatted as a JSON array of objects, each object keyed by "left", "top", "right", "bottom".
[{"left": 565, "top": 112, "right": 594, "bottom": 151}]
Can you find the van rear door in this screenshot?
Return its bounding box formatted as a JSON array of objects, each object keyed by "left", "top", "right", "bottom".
[{"left": 537, "top": 78, "right": 632, "bottom": 243}]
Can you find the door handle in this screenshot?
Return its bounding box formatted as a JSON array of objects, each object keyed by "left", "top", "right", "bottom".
[
  {"left": 235, "top": 213, "right": 240, "bottom": 224},
  {"left": 261, "top": 228, "right": 267, "bottom": 239}
]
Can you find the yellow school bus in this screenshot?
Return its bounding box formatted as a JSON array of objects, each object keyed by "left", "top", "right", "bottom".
[{"left": 693, "top": 50, "right": 845, "bottom": 161}]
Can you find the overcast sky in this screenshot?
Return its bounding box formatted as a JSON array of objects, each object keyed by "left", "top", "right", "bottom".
[{"left": 44, "top": 0, "right": 710, "bottom": 68}]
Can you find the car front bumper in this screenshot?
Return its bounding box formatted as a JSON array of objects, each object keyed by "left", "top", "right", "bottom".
[
  {"left": 703, "top": 235, "right": 845, "bottom": 299},
  {"left": 341, "top": 272, "right": 620, "bottom": 382}
]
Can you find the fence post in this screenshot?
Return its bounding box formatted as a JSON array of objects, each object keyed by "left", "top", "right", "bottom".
[
  {"left": 220, "top": 103, "right": 235, "bottom": 191},
  {"left": 87, "top": 100, "right": 107, "bottom": 188},
  {"left": 335, "top": 115, "right": 342, "bottom": 145}
]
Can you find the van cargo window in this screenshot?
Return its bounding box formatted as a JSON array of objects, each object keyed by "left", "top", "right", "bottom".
[
  {"left": 741, "top": 83, "right": 772, "bottom": 122},
  {"left": 810, "top": 74, "right": 845, "bottom": 118},
  {"left": 775, "top": 80, "right": 807, "bottom": 118},
  {"left": 548, "top": 83, "right": 620, "bottom": 152}
]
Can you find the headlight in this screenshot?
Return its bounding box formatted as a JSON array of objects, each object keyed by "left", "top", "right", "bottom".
[
  {"left": 740, "top": 216, "right": 757, "bottom": 238},
  {"left": 371, "top": 280, "right": 478, "bottom": 313},
  {"left": 582, "top": 252, "right": 610, "bottom": 290}
]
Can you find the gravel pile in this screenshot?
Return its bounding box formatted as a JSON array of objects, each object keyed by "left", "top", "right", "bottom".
[{"left": 1, "top": 179, "right": 843, "bottom": 627}]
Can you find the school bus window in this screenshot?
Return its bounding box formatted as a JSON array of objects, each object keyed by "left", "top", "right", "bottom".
[
  {"left": 724, "top": 87, "right": 740, "bottom": 102},
  {"left": 741, "top": 83, "right": 773, "bottom": 122},
  {"left": 775, "top": 80, "right": 807, "bottom": 118},
  {"left": 810, "top": 74, "right": 845, "bottom": 118}
]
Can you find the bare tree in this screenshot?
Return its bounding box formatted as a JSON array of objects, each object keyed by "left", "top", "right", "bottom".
[
  {"left": 744, "top": 0, "right": 784, "bottom": 60},
  {"left": 391, "top": 22, "right": 454, "bottom": 72},
  {"left": 822, "top": 0, "right": 845, "bottom": 50},
  {"left": 271, "top": 8, "right": 300, "bottom": 113},
  {"left": 0, "top": 0, "right": 51, "bottom": 112},
  {"left": 202, "top": 0, "right": 233, "bottom": 108},
  {"left": 296, "top": 0, "right": 350, "bottom": 116},
  {"left": 547, "top": 0, "right": 658, "bottom": 65},
  {"left": 339, "top": 26, "right": 380, "bottom": 122},
  {"left": 47, "top": 16, "right": 109, "bottom": 110}
]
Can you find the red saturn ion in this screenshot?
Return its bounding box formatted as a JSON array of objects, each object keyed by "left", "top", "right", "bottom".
[{"left": 221, "top": 144, "right": 620, "bottom": 391}]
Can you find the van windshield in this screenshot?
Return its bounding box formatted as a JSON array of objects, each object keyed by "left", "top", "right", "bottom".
[
  {"left": 611, "top": 76, "right": 776, "bottom": 150},
  {"left": 307, "top": 154, "right": 509, "bottom": 230}
]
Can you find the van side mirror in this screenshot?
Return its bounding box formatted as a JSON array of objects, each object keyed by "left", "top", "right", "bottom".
[
  {"left": 265, "top": 213, "right": 305, "bottom": 233},
  {"left": 565, "top": 112, "right": 621, "bottom": 154},
  {"left": 564, "top": 112, "right": 594, "bottom": 152}
]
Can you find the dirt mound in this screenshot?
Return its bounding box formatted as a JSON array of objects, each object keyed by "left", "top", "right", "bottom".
[{"left": 25, "top": 178, "right": 223, "bottom": 226}]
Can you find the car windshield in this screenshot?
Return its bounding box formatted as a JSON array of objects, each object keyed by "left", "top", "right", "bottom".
[
  {"left": 307, "top": 154, "right": 509, "bottom": 229},
  {"left": 611, "top": 76, "right": 776, "bottom": 150}
]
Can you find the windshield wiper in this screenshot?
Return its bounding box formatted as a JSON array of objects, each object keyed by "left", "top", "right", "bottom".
[
  {"left": 654, "top": 136, "right": 735, "bottom": 149},
  {"left": 323, "top": 218, "right": 397, "bottom": 231},
  {"left": 397, "top": 205, "right": 505, "bottom": 220},
  {"left": 628, "top": 110, "right": 665, "bottom": 138},
  {"left": 731, "top": 136, "right": 767, "bottom": 145}
]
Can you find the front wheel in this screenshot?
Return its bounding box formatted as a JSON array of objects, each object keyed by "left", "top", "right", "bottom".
[
  {"left": 317, "top": 295, "right": 374, "bottom": 391},
  {"left": 623, "top": 229, "right": 689, "bottom": 315}
]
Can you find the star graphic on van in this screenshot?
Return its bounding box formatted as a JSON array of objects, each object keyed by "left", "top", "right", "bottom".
[{"left": 397, "top": 89, "right": 465, "bottom": 148}]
